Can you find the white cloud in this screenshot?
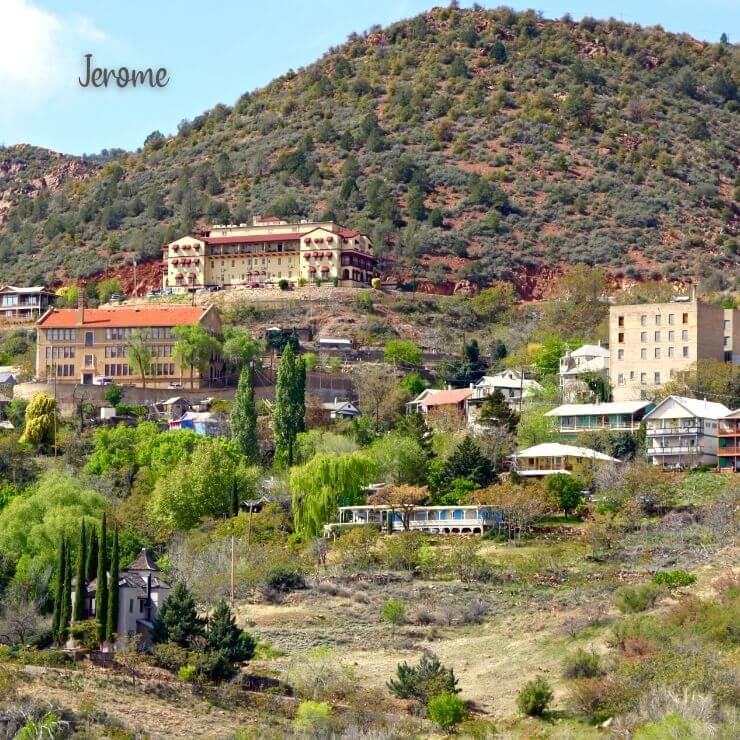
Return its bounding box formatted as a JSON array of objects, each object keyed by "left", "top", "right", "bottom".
[{"left": 0, "top": 0, "right": 110, "bottom": 103}]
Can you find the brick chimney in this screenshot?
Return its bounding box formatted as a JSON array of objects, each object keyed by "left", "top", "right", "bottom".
[{"left": 77, "top": 288, "right": 85, "bottom": 325}]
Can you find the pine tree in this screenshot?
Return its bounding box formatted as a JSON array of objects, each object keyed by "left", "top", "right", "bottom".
[
  {"left": 86, "top": 526, "right": 98, "bottom": 583},
  {"left": 273, "top": 344, "right": 304, "bottom": 466},
  {"left": 73, "top": 520, "right": 87, "bottom": 622},
  {"left": 96, "top": 513, "right": 108, "bottom": 643},
  {"left": 206, "top": 600, "right": 256, "bottom": 663},
  {"left": 230, "top": 365, "right": 259, "bottom": 463},
  {"left": 105, "top": 529, "right": 119, "bottom": 643},
  {"left": 51, "top": 536, "right": 66, "bottom": 643},
  {"left": 478, "top": 389, "right": 520, "bottom": 433},
  {"left": 60, "top": 543, "right": 73, "bottom": 642},
  {"left": 152, "top": 582, "right": 204, "bottom": 647},
  {"left": 443, "top": 435, "right": 496, "bottom": 488}
]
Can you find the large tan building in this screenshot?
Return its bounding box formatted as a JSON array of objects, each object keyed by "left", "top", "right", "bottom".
[
  {"left": 161, "top": 216, "right": 375, "bottom": 292},
  {"left": 36, "top": 303, "right": 223, "bottom": 388},
  {"left": 609, "top": 299, "right": 739, "bottom": 401}
]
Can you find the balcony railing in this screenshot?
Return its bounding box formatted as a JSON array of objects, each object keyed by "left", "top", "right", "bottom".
[
  {"left": 647, "top": 445, "right": 707, "bottom": 455},
  {"left": 717, "top": 446, "right": 740, "bottom": 456},
  {"left": 560, "top": 422, "right": 641, "bottom": 432},
  {"left": 718, "top": 425, "right": 740, "bottom": 435},
  {"left": 646, "top": 424, "right": 702, "bottom": 436}
]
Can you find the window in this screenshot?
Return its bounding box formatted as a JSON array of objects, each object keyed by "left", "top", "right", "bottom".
[
  {"left": 668, "top": 346, "right": 674, "bottom": 358},
  {"left": 654, "top": 372, "right": 661, "bottom": 385},
  {"left": 617, "top": 348, "right": 624, "bottom": 360},
  {"left": 641, "top": 332, "right": 647, "bottom": 343},
  {"left": 723, "top": 336, "right": 730, "bottom": 347},
  {"left": 85, "top": 354, "right": 93, "bottom": 367},
  {"left": 129, "top": 599, "right": 134, "bottom": 613},
  {"left": 617, "top": 316, "right": 624, "bottom": 327},
  {"left": 723, "top": 319, "right": 730, "bottom": 330},
  {"left": 668, "top": 313, "right": 675, "bottom": 325},
  {"left": 654, "top": 331, "right": 661, "bottom": 342},
  {"left": 640, "top": 315, "right": 647, "bottom": 326},
  {"left": 668, "top": 330, "right": 674, "bottom": 341},
  {"left": 618, "top": 373, "right": 625, "bottom": 386},
  {"left": 682, "top": 313, "right": 688, "bottom": 324},
  {"left": 641, "top": 348, "right": 647, "bottom": 360},
  {"left": 682, "top": 346, "right": 689, "bottom": 358},
  {"left": 655, "top": 314, "right": 661, "bottom": 325},
  {"left": 682, "top": 330, "right": 689, "bottom": 341},
  {"left": 618, "top": 332, "right": 624, "bottom": 343},
  {"left": 640, "top": 373, "right": 647, "bottom": 385},
  {"left": 85, "top": 331, "right": 94, "bottom": 347},
  {"left": 654, "top": 348, "right": 661, "bottom": 359}
]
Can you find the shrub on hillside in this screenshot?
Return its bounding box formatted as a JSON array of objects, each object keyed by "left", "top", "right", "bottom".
[
  {"left": 562, "top": 648, "right": 604, "bottom": 679},
  {"left": 615, "top": 584, "right": 662, "bottom": 614},
  {"left": 516, "top": 676, "right": 553, "bottom": 716},
  {"left": 651, "top": 570, "right": 696, "bottom": 589},
  {"left": 387, "top": 653, "right": 460, "bottom": 703},
  {"left": 428, "top": 691, "right": 468, "bottom": 729},
  {"left": 264, "top": 566, "right": 306, "bottom": 592}
]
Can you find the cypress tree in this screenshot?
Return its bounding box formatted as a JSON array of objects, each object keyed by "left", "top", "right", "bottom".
[
  {"left": 230, "top": 365, "right": 259, "bottom": 463},
  {"left": 273, "top": 344, "right": 303, "bottom": 466},
  {"left": 86, "top": 526, "right": 98, "bottom": 583},
  {"left": 60, "top": 543, "right": 73, "bottom": 642},
  {"left": 51, "top": 536, "right": 66, "bottom": 643},
  {"left": 74, "top": 520, "right": 87, "bottom": 622},
  {"left": 96, "top": 513, "right": 108, "bottom": 643},
  {"left": 105, "top": 529, "right": 119, "bottom": 643},
  {"left": 294, "top": 355, "right": 306, "bottom": 434}
]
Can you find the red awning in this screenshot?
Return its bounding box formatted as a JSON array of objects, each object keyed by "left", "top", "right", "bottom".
[
  {"left": 188, "top": 272, "right": 196, "bottom": 278},
  {"left": 320, "top": 265, "right": 330, "bottom": 272},
  {"left": 172, "top": 259, "right": 179, "bottom": 265},
  {"left": 175, "top": 273, "right": 183, "bottom": 279},
  {"left": 182, "top": 244, "right": 191, "bottom": 250},
  {"left": 173, "top": 245, "right": 180, "bottom": 250},
  {"left": 308, "top": 266, "right": 317, "bottom": 273}
]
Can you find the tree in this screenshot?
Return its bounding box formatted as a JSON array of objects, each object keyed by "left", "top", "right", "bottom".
[
  {"left": 73, "top": 520, "right": 87, "bottom": 623},
  {"left": 96, "top": 513, "right": 108, "bottom": 643},
  {"left": 152, "top": 582, "right": 204, "bottom": 647},
  {"left": 384, "top": 339, "right": 422, "bottom": 368},
  {"left": 273, "top": 344, "right": 305, "bottom": 466},
  {"left": 104, "top": 383, "right": 123, "bottom": 407},
  {"left": 86, "top": 526, "right": 98, "bottom": 583},
  {"left": 106, "top": 529, "right": 119, "bottom": 643},
  {"left": 407, "top": 185, "right": 426, "bottom": 220},
  {"left": 354, "top": 365, "right": 407, "bottom": 431},
  {"left": 370, "top": 485, "right": 428, "bottom": 531},
  {"left": 546, "top": 474, "right": 584, "bottom": 516},
  {"left": 206, "top": 600, "right": 256, "bottom": 663},
  {"left": 230, "top": 479, "right": 240, "bottom": 518},
  {"left": 19, "top": 393, "right": 57, "bottom": 450},
  {"left": 491, "top": 40, "right": 507, "bottom": 63},
  {"left": 532, "top": 337, "right": 569, "bottom": 378},
  {"left": 127, "top": 330, "right": 152, "bottom": 394},
  {"left": 97, "top": 278, "right": 121, "bottom": 303},
  {"left": 474, "top": 481, "right": 555, "bottom": 540},
  {"left": 370, "top": 433, "right": 428, "bottom": 485},
  {"left": 478, "top": 389, "right": 520, "bottom": 433},
  {"left": 388, "top": 653, "right": 460, "bottom": 703},
  {"left": 231, "top": 366, "right": 259, "bottom": 463},
  {"left": 60, "top": 541, "right": 73, "bottom": 642},
  {"left": 290, "top": 452, "right": 377, "bottom": 538},
  {"left": 444, "top": 436, "right": 495, "bottom": 489},
  {"left": 51, "top": 536, "right": 66, "bottom": 642},
  {"left": 221, "top": 328, "right": 262, "bottom": 372},
  {"left": 517, "top": 676, "right": 553, "bottom": 716},
  {"left": 173, "top": 324, "right": 221, "bottom": 389},
  {"left": 428, "top": 692, "right": 467, "bottom": 730}
]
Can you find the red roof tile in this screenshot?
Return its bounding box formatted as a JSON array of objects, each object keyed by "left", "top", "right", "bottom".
[
  {"left": 420, "top": 388, "right": 473, "bottom": 407},
  {"left": 204, "top": 233, "right": 302, "bottom": 245},
  {"left": 38, "top": 306, "right": 209, "bottom": 328}
]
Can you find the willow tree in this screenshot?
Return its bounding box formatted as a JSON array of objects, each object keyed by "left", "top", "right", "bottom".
[
  {"left": 173, "top": 324, "right": 221, "bottom": 389},
  {"left": 290, "top": 452, "right": 377, "bottom": 538},
  {"left": 19, "top": 392, "right": 57, "bottom": 450}
]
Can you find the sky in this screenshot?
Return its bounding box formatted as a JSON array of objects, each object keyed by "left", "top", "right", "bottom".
[{"left": 0, "top": 0, "right": 737, "bottom": 155}]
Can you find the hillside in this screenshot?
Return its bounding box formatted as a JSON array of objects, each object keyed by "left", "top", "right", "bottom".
[{"left": 0, "top": 6, "right": 738, "bottom": 291}]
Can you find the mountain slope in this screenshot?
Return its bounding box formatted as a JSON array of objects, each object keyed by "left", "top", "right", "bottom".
[{"left": 0, "top": 6, "right": 738, "bottom": 290}]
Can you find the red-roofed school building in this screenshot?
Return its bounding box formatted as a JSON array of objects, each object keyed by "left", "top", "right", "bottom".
[
  {"left": 36, "top": 300, "right": 223, "bottom": 387},
  {"left": 162, "top": 217, "right": 376, "bottom": 291}
]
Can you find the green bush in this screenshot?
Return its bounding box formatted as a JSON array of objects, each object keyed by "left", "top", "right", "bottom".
[
  {"left": 278, "top": 279, "right": 289, "bottom": 291},
  {"left": 153, "top": 643, "right": 193, "bottom": 673},
  {"left": 562, "top": 648, "right": 603, "bottom": 679},
  {"left": 193, "top": 650, "right": 236, "bottom": 682},
  {"left": 264, "top": 566, "right": 306, "bottom": 592},
  {"left": 457, "top": 718, "right": 498, "bottom": 738},
  {"left": 388, "top": 653, "right": 460, "bottom": 703},
  {"left": 428, "top": 691, "right": 467, "bottom": 728},
  {"left": 516, "top": 676, "right": 553, "bottom": 716},
  {"left": 177, "top": 664, "right": 197, "bottom": 682},
  {"left": 380, "top": 599, "right": 406, "bottom": 627},
  {"left": 615, "top": 583, "right": 662, "bottom": 614},
  {"left": 293, "top": 700, "right": 332, "bottom": 732},
  {"left": 652, "top": 570, "right": 696, "bottom": 589}
]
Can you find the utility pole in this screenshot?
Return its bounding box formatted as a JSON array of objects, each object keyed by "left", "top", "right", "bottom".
[
  {"left": 230, "top": 535, "right": 236, "bottom": 606},
  {"left": 519, "top": 366, "right": 525, "bottom": 418}
]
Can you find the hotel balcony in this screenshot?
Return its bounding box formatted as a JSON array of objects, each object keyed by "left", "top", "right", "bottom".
[
  {"left": 647, "top": 445, "right": 706, "bottom": 455},
  {"left": 646, "top": 423, "right": 702, "bottom": 436},
  {"left": 718, "top": 422, "right": 740, "bottom": 436},
  {"left": 717, "top": 445, "right": 740, "bottom": 456}
]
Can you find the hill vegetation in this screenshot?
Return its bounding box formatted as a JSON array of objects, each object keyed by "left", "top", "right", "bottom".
[{"left": 0, "top": 6, "right": 738, "bottom": 289}]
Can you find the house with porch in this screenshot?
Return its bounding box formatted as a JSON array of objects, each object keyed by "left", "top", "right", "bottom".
[
  {"left": 718, "top": 409, "right": 740, "bottom": 472},
  {"left": 0, "top": 285, "right": 55, "bottom": 320},
  {"left": 321, "top": 398, "right": 361, "bottom": 421},
  {"left": 512, "top": 442, "right": 620, "bottom": 478},
  {"left": 545, "top": 400, "right": 654, "bottom": 439},
  {"left": 406, "top": 388, "right": 473, "bottom": 419},
  {"left": 324, "top": 504, "right": 500, "bottom": 536},
  {"left": 643, "top": 396, "right": 731, "bottom": 469},
  {"left": 558, "top": 343, "right": 610, "bottom": 399},
  {"left": 469, "top": 369, "right": 542, "bottom": 409}
]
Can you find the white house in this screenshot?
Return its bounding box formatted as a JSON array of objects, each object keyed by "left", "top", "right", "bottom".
[
  {"left": 545, "top": 400, "right": 654, "bottom": 439},
  {"left": 321, "top": 398, "right": 361, "bottom": 420},
  {"left": 559, "top": 344, "right": 610, "bottom": 399},
  {"left": 643, "top": 395, "right": 731, "bottom": 469},
  {"left": 512, "top": 442, "right": 620, "bottom": 477},
  {"left": 87, "top": 549, "right": 171, "bottom": 649}
]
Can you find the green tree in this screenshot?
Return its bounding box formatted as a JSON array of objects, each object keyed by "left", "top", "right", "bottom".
[
  {"left": 546, "top": 474, "right": 584, "bottom": 516},
  {"left": 231, "top": 366, "right": 259, "bottom": 463},
  {"left": 370, "top": 433, "right": 428, "bottom": 485},
  {"left": 428, "top": 692, "right": 467, "bottom": 729},
  {"left": 273, "top": 344, "right": 305, "bottom": 466},
  {"left": 478, "top": 389, "right": 520, "bottom": 433},
  {"left": 221, "top": 328, "right": 262, "bottom": 372},
  {"left": 103, "top": 383, "right": 123, "bottom": 407},
  {"left": 491, "top": 40, "right": 507, "bottom": 63},
  {"left": 85, "top": 526, "right": 98, "bottom": 583},
  {"left": 388, "top": 653, "right": 460, "bottom": 703},
  {"left": 441, "top": 436, "right": 495, "bottom": 490},
  {"left": 533, "top": 337, "right": 569, "bottom": 377},
  {"left": 290, "top": 452, "right": 377, "bottom": 538},
  {"left": 19, "top": 393, "right": 57, "bottom": 450},
  {"left": 517, "top": 676, "right": 553, "bottom": 716},
  {"left": 173, "top": 324, "right": 221, "bottom": 389},
  {"left": 73, "top": 520, "right": 87, "bottom": 623},
  {"left": 380, "top": 599, "right": 406, "bottom": 630},
  {"left": 97, "top": 278, "right": 121, "bottom": 303},
  {"left": 51, "top": 536, "right": 66, "bottom": 643},
  {"left": 152, "top": 582, "right": 204, "bottom": 647},
  {"left": 59, "top": 540, "right": 73, "bottom": 643},
  {"left": 105, "top": 529, "right": 119, "bottom": 643},
  {"left": 407, "top": 185, "right": 426, "bottom": 220},
  {"left": 206, "top": 600, "right": 256, "bottom": 662},
  {"left": 384, "top": 339, "right": 422, "bottom": 368},
  {"left": 127, "top": 330, "right": 152, "bottom": 394},
  {"left": 96, "top": 513, "right": 108, "bottom": 643}
]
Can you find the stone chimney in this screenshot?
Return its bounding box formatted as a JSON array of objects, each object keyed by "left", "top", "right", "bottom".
[{"left": 77, "top": 289, "right": 85, "bottom": 325}]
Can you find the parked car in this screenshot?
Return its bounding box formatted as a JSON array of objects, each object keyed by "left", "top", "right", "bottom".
[
  {"left": 92, "top": 376, "right": 113, "bottom": 386},
  {"left": 167, "top": 382, "right": 183, "bottom": 390},
  {"left": 206, "top": 285, "right": 220, "bottom": 292},
  {"left": 110, "top": 293, "right": 124, "bottom": 302},
  {"left": 147, "top": 289, "right": 161, "bottom": 297}
]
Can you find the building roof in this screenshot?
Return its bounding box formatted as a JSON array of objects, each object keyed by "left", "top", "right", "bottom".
[
  {"left": 0, "top": 420, "right": 14, "bottom": 430},
  {"left": 322, "top": 399, "right": 360, "bottom": 412},
  {"left": 475, "top": 370, "right": 542, "bottom": 392},
  {"left": 416, "top": 388, "right": 473, "bottom": 407},
  {"left": 0, "top": 373, "right": 17, "bottom": 384},
  {"left": 0, "top": 285, "right": 53, "bottom": 295},
  {"left": 204, "top": 233, "right": 303, "bottom": 246},
  {"left": 722, "top": 408, "right": 740, "bottom": 419},
  {"left": 126, "top": 548, "right": 160, "bottom": 572},
  {"left": 514, "top": 443, "right": 620, "bottom": 462},
  {"left": 644, "top": 395, "right": 731, "bottom": 421},
  {"left": 37, "top": 305, "right": 211, "bottom": 329},
  {"left": 568, "top": 344, "right": 610, "bottom": 358},
  {"left": 546, "top": 401, "right": 654, "bottom": 417}
]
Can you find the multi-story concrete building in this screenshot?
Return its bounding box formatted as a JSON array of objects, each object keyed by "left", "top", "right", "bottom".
[
  {"left": 36, "top": 302, "right": 223, "bottom": 387},
  {"left": 0, "top": 285, "right": 55, "bottom": 320},
  {"left": 643, "top": 395, "right": 731, "bottom": 469},
  {"left": 609, "top": 298, "right": 739, "bottom": 402},
  {"left": 717, "top": 409, "right": 740, "bottom": 473},
  {"left": 161, "top": 216, "right": 375, "bottom": 292}
]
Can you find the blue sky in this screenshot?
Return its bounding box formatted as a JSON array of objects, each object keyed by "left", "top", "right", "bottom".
[{"left": 1, "top": 0, "right": 737, "bottom": 155}]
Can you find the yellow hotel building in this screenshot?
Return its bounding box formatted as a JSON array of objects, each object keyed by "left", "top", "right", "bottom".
[{"left": 162, "top": 216, "right": 376, "bottom": 292}]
